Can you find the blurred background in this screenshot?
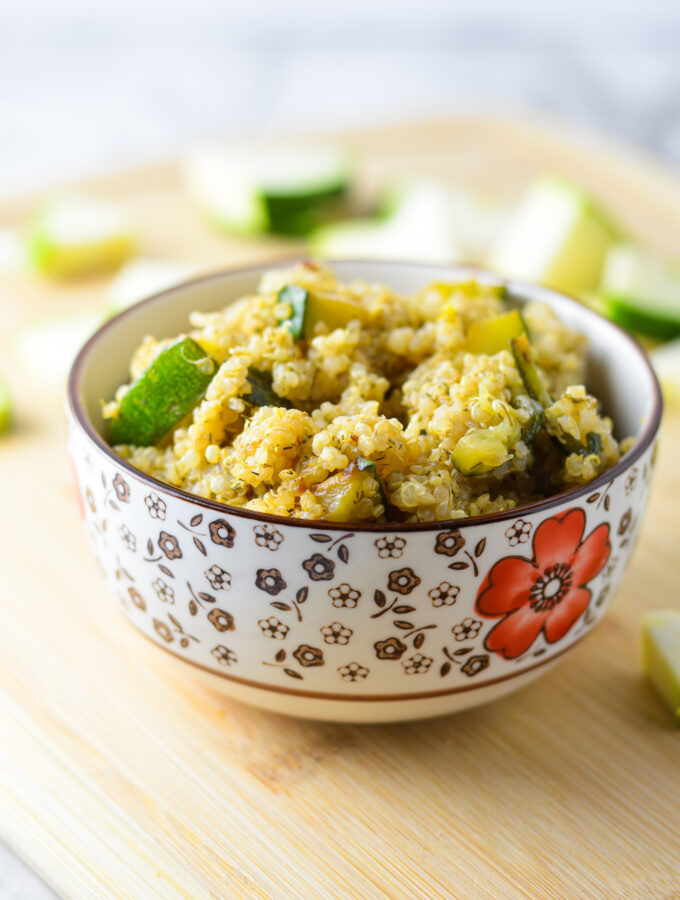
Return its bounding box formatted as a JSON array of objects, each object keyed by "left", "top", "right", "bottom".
[
  {"left": 1, "top": 2, "right": 679, "bottom": 897},
  {"left": 1, "top": 0, "right": 680, "bottom": 199}
]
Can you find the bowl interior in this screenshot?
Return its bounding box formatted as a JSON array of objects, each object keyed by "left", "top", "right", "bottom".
[{"left": 71, "top": 260, "right": 659, "bottom": 467}]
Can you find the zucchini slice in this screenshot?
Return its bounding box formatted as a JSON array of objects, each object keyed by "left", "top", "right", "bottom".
[
  {"left": 313, "top": 456, "right": 388, "bottom": 522},
  {"left": 513, "top": 394, "right": 544, "bottom": 443},
  {"left": 29, "top": 194, "right": 137, "bottom": 279},
  {"left": 243, "top": 367, "right": 290, "bottom": 408},
  {"left": 279, "top": 286, "right": 308, "bottom": 339},
  {"left": 279, "top": 286, "right": 365, "bottom": 338},
  {"left": 109, "top": 338, "right": 217, "bottom": 446},
  {"left": 511, "top": 334, "right": 553, "bottom": 409},
  {"left": 183, "top": 146, "right": 351, "bottom": 236},
  {"left": 0, "top": 373, "right": 10, "bottom": 434},
  {"left": 642, "top": 610, "right": 680, "bottom": 722},
  {"left": 106, "top": 258, "right": 197, "bottom": 316},
  {"left": 465, "top": 309, "right": 526, "bottom": 355},
  {"left": 600, "top": 245, "right": 680, "bottom": 339}
]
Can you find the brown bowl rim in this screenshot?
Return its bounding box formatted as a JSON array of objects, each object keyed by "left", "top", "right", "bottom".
[{"left": 67, "top": 258, "right": 663, "bottom": 533}]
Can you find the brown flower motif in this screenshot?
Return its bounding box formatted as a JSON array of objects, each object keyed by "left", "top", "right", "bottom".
[
  {"left": 374, "top": 637, "right": 407, "bottom": 660},
  {"left": 293, "top": 644, "right": 324, "bottom": 667},
  {"left": 328, "top": 583, "right": 361, "bottom": 608},
  {"left": 144, "top": 492, "right": 166, "bottom": 520},
  {"left": 434, "top": 530, "right": 465, "bottom": 557},
  {"left": 205, "top": 565, "right": 231, "bottom": 591},
  {"left": 253, "top": 524, "right": 284, "bottom": 551},
  {"left": 209, "top": 518, "right": 236, "bottom": 548},
  {"left": 505, "top": 519, "right": 532, "bottom": 547},
  {"left": 152, "top": 578, "right": 175, "bottom": 604},
  {"left": 452, "top": 617, "right": 482, "bottom": 642},
  {"left": 338, "top": 662, "right": 369, "bottom": 682},
  {"left": 212, "top": 645, "right": 237, "bottom": 666},
  {"left": 618, "top": 509, "right": 632, "bottom": 536},
  {"left": 208, "top": 608, "right": 235, "bottom": 632},
  {"left": 158, "top": 531, "right": 182, "bottom": 560},
  {"left": 86, "top": 488, "right": 96, "bottom": 513},
  {"left": 119, "top": 525, "right": 136, "bottom": 552},
  {"left": 255, "top": 568, "right": 287, "bottom": 595},
  {"left": 153, "top": 618, "right": 173, "bottom": 643},
  {"left": 374, "top": 535, "right": 406, "bottom": 559},
  {"left": 112, "top": 473, "right": 130, "bottom": 503},
  {"left": 461, "top": 654, "right": 490, "bottom": 677},
  {"left": 402, "top": 653, "right": 433, "bottom": 674},
  {"left": 428, "top": 581, "right": 459, "bottom": 607},
  {"left": 387, "top": 567, "right": 421, "bottom": 595},
  {"left": 302, "top": 553, "right": 335, "bottom": 581},
  {"left": 624, "top": 468, "right": 638, "bottom": 495},
  {"left": 258, "top": 616, "right": 289, "bottom": 639},
  {"left": 128, "top": 587, "right": 146, "bottom": 611},
  {"left": 320, "top": 622, "right": 353, "bottom": 645}
]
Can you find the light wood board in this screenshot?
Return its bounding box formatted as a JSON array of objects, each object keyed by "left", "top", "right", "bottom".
[{"left": 1, "top": 116, "right": 680, "bottom": 899}]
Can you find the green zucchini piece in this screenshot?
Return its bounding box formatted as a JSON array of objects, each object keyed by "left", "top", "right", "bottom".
[
  {"left": 279, "top": 285, "right": 308, "bottom": 338},
  {"left": 465, "top": 309, "right": 526, "bottom": 355},
  {"left": 641, "top": 610, "right": 680, "bottom": 722},
  {"left": 313, "top": 456, "right": 388, "bottom": 522},
  {"left": 0, "top": 374, "right": 11, "bottom": 434},
  {"left": 584, "top": 432, "right": 603, "bottom": 456},
  {"left": 109, "top": 337, "right": 217, "bottom": 446},
  {"left": 243, "top": 367, "right": 290, "bottom": 408},
  {"left": 511, "top": 334, "right": 553, "bottom": 408},
  {"left": 513, "top": 394, "right": 544, "bottom": 443},
  {"left": 600, "top": 245, "right": 680, "bottom": 339},
  {"left": 451, "top": 428, "right": 513, "bottom": 475}
]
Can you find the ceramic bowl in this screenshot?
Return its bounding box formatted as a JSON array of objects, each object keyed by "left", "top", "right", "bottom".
[{"left": 67, "top": 261, "right": 662, "bottom": 723}]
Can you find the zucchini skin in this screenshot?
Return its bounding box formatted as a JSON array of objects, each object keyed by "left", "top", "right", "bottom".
[
  {"left": 109, "top": 338, "right": 216, "bottom": 446},
  {"left": 606, "top": 295, "right": 680, "bottom": 340},
  {"left": 243, "top": 367, "right": 290, "bottom": 408},
  {"left": 279, "top": 286, "right": 308, "bottom": 339}
]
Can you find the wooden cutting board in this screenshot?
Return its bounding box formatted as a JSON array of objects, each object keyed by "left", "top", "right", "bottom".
[{"left": 1, "top": 116, "right": 679, "bottom": 900}]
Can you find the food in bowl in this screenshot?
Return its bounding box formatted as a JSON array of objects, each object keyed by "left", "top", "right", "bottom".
[{"left": 104, "top": 261, "right": 630, "bottom": 524}]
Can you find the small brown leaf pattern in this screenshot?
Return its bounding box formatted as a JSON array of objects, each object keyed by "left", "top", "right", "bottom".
[
  {"left": 205, "top": 565, "right": 231, "bottom": 591},
  {"left": 320, "top": 622, "right": 353, "bottom": 645},
  {"left": 253, "top": 524, "right": 284, "bottom": 550},
  {"left": 112, "top": 473, "right": 130, "bottom": 503},
  {"left": 86, "top": 488, "right": 96, "bottom": 513},
  {"left": 144, "top": 492, "right": 166, "bottom": 520},
  {"left": 338, "top": 662, "right": 369, "bottom": 682},
  {"left": 158, "top": 531, "right": 182, "bottom": 560},
  {"left": 258, "top": 617, "right": 290, "bottom": 639},
  {"left": 374, "top": 535, "right": 406, "bottom": 559},
  {"left": 618, "top": 509, "right": 632, "bottom": 536},
  {"left": 505, "top": 519, "right": 532, "bottom": 546},
  {"left": 461, "top": 654, "right": 490, "bottom": 677},
  {"left": 434, "top": 530, "right": 465, "bottom": 557},
  {"left": 302, "top": 553, "right": 335, "bottom": 581},
  {"left": 452, "top": 618, "right": 482, "bottom": 641},
  {"left": 207, "top": 609, "right": 235, "bottom": 632},
  {"left": 128, "top": 587, "right": 145, "bottom": 611},
  {"left": 402, "top": 653, "right": 433, "bottom": 674},
  {"left": 211, "top": 645, "right": 237, "bottom": 666},
  {"left": 293, "top": 644, "right": 324, "bottom": 667},
  {"left": 153, "top": 619, "right": 173, "bottom": 643},
  {"left": 209, "top": 518, "right": 236, "bottom": 548},
  {"left": 328, "top": 583, "right": 361, "bottom": 608},
  {"left": 624, "top": 469, "right": 638, "bottom": 495},
  {"left": 387, "top": 567, "right": 421, "bottom": 595},
  {"left": 428, "top": 582, "right": 460, "bottom": 607},
  {"left": 255, "top": 568, "right": 287, "bottom": 595},
  {"left": 374, "top": 637, "right": 407, "bottom": 660}
]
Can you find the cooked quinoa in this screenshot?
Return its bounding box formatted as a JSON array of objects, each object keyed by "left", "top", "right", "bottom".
[{"left": 106, "top": 261, "right": 630, "bottom": 523}]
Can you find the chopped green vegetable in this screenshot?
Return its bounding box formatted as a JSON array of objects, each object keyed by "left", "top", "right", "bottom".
[
  {"left": 0, "top": 374, "right": 11, "bottom": 434},
  {"left": 641, "top": 610, "right": 680, "bottom": 722},
  {"left": 513, "top": 394, "right": 544, "bottom": 443},
  {"left": 313, "top": 456, "right": 388, "bottom": 522},
  {"left": 511, "top": 334, "right": 553, "bottom": 408},
  {"left": 584, "top": 432, "right": 603, "bottom": 456},
  {"left": 600, "top": 245, "right": 680, "bottom": 339},
  {"left": 109, "top": 337, "right": 217, "bottom": 446},
  {"left": 279, "top": 285, "right": 308, "bottom": 338},
  {"left": 452, "top": 428, "right": 512, "bottom": 476},
  {"left": 465, "top": 309, "right": 526, "bottom": 355},
  {"left": 243, "top": 367, "right": 290, "bottom": 408}
]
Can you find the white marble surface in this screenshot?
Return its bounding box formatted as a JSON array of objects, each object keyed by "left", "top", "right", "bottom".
[{"left": 1, "top": 1, "right": 679, "bottom": 896}]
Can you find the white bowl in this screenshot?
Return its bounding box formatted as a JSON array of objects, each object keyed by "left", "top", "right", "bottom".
[{"left": 67, "top": 261, "right": 662, "bottom": 722}]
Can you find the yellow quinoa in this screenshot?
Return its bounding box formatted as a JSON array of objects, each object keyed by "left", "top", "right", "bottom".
[{"left": 108, "top": 262, "right": 627, "bottom": 523}]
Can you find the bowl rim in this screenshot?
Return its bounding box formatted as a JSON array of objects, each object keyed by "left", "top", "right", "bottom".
[{"left": 68, "top": 258, "right": 663, "bottom": 533}]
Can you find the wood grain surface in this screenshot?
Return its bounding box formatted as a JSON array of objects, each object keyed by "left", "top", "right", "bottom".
[{"left": 1, "top": 116, "right": 679, "bottom": 899}]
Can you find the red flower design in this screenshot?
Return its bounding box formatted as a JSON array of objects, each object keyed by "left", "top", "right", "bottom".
[{"left": 476, "top": 508, "right": 610, "bottom": 660}]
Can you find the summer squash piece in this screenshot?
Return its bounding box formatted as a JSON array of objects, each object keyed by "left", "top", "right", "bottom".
[
  {"left": 465, "top": 309, "right": 526, "bottom": 355},
  {"left": 0, "top": 374, "right": 10, "bottom": 434},
  {"left": 279, "top": 285, "right": 308, "bottom": 338},
  {"left": 243, "top": 367, "right": 290, "bottom": 408},
  {"left": 313, "top": 456, "right": 388, "bottom": 522},
  {"left": 511, "top": 334, "right": 553, "bottom": 408},
  {"left": 109, "top": 338, "right": 217, "bottom": 446},
  {"left": 641, "top": 611, "right": 680, "bottom": 723}
]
